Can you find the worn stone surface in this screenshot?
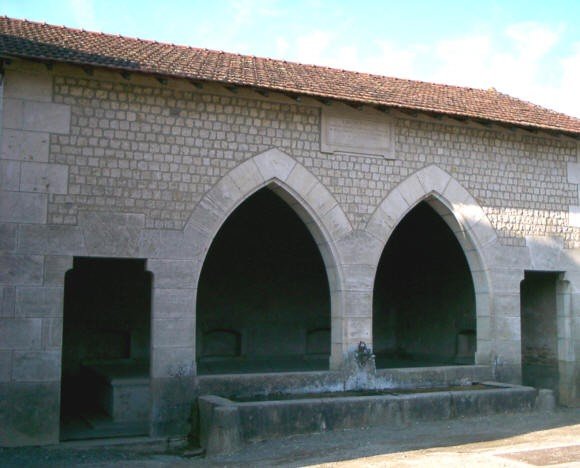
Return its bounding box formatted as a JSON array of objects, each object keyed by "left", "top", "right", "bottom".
[
  {"left": 4, "top": 71, "right": 52, "bottom": 102},
  {"left": 152, "top": 289, "right": 195, "bottom": 319},
  {"left": 0, "top": 350, "right": 11, "bottom": 382},
  {"left": 152, "top": 317, "right": 195, "bottom": 348},
  {"left": 43, "top": 256, "right": 73, "bottom": 286},
  {"left": 11, "top": 350, "right": 60, "bottom": 382},
  {"left": 0, "top": 129, "right": 50, "bottom": 163},
  {"left": 19, "top": 162, "right": 68, "bottom": 194},
  {"left": 0, "top": 254, "right": 43, "bottom": 285},
  {"left": 0, "top": 191, "right": 47, "bottom": 223},
  {"left": 18, "top": 225, "right": 85, "bottom": 255},
  {"left": 0, "top": 382, "right": 60, "bottom": 446},
  {"left": 0, "top": 318, "right": 42, "bottom": 350},
  {"left": 526, "top": 236, "right": 565, "bottom": 270},
  {"left": 0, "top": 223, "right": 17, "bottom": 251},
  {"left": 148, "top": 259, "right": 197, "bottom": 289},
  {"left": 78, "top": 211, "right": 145, "bottom": 257},
  {"left": 151, "top": 346, "right": 195, "bottom": 379},
  {"left": 0, "top": 286, "right": 16, "bottom": 317},
  {"left": 2, "top": 62, "right": 580, "bottom": 449},
  {"left": 150, "top": 375, "right": 196, "bottom": 437},
  {"left": 15, "top": 287, "right": 63, "bottom": 317},
  {"left": 0, "top": 160, "right": 21, "bottom": 191}
]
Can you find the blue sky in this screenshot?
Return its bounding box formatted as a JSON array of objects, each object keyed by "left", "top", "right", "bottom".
[{"left": 2, "top": 0, "right": 580, "bottom": 117}]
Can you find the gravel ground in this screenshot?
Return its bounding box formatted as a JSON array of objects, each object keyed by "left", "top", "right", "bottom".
[{"left": 1, "top": 408, "right": 580, "bottom": 467}]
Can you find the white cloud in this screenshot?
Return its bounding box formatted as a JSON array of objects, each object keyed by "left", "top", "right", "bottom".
[
  {"left": 295, "top": 30, "right": 334, "bottom": 65},
  {"left": 555, "top": 43, "right": 580, "bottom": 117},
  {"left": 69, "top": 0, "right": 98, "bottom": 31},
  {"left": 268, "top": 21, "right": 579, "bottom": 117}
]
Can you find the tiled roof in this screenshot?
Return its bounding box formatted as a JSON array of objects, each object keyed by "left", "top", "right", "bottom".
[{"left": 1, "top": 16, "right": 579, "bottom": 136}]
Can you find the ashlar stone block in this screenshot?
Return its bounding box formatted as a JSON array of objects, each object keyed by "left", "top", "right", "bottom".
[
  {"left": 335, "top": 231, "right": 383, "bottom": 266},
  {"left": 0, "top": 191, "right": 47, "bottom": 223},
  {"left": 152, "top": 317, "right": 195, "bottom": 348},
  {"left": 253, "top": 148, "right": 296, "bottom": 182},
  {"left": 1, "top": 286, "right": 16, "bottom": 317},
  {"left": 79, "top": 211, "right": 144, "bottom": 257},
  {"left": 152, "top": 288, "right": 195, "bottom": 319},
  {"left": 151, "top": 346, "right": 195, "bottom": 379},
  {"left": 526, "top": 236, "right": 564, "bottom": 271},
  {"left": 204, "top": 174, "right": 245, "bottom": 217},
  {"left": 18, "top": 225, "right": 85, "bottom": 255},
  {"left": 3, "top": 99, "right": 71, "bottom": 134},
  {"left": 148, "top": 259, "right": 197, "bottom": 289},
  {"left": 0, "top": 223, "right": 17, "bottom": 252},
  {"left": 0, "top": 350, "right": 11, "bottom": 382},
  {"left": 371, "top": 188, "right": 410, "bottom": 239},
  {"left": 140, "top": 229, "right": 205, "bottom": 260},
  {"left": 12, "top": 350, "right": 60, "bottom": 382},
  {"left": 416, "top": 165, "right": 451, "bottom": 195},
  {"left": 0, "top": 160, "right": 21, "bottom": 191},
  {"left": 304, "top": 182, "right": 337, "bottom": 217},
  {"left": 16, "top": 287, "right": 63, "bottom": 317},
  {"left": 0, "top": 254, "right": 43, "bottom": 285},
  {"left": 321, "top": 204, "right": 352, "bottom": 242},
  {"left": 43, "top": 256, "right": 73, "bottom": 286},
  {"left": 20, "top": 162, "right": 68, "bottom": 194},
  {"left": 23, "top": 101, "right": 71, "bottom": 134},
  {"left": 567, "top": 162, "right": 580, "bottom": 185},
  {"left": 345, "top": 317, "right": 372, "bottom": 342},
  {"left": 41, "top": 317, "right": 63, "bottom": 350},
  {"left": 569, "top": 206, "right": 580, "bottom": 228},
  {"left": 0, "top": 318, "right": 42, "bottom": 349},
  {"left": 397, "top": 173, "right": 425, "bottom": 206},
  {"left": 285, "top": 163, "right": 318, "bottom": 199},
  {"left": 0, "top": 129, "right": 50, "bottom": 162},
  {"left": 228, "top": 159, "right": 264, "bottom": 195},
  {"left": 4, "top": 71, "right": 52, "bottom": 102}
]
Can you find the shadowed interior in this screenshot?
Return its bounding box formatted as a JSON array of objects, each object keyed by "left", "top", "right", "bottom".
[
  {"left": 196, "top": 187, "right": 331, "bottom": 374},
  {"left": 60, "top": 257, "right": 151, "bottom": 440},
  {"left": 520, "top": 271, "right": 560, "bottom": 393},
  {"left": 373, "top": 201, "right": 476, "bottom": 368}
]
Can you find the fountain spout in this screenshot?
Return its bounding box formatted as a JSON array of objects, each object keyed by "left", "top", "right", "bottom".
[{"left": 354, "top": 341, "right": 375, "bottom": 369}]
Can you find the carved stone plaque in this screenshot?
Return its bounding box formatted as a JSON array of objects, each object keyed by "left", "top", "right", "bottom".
[{"left": 321, "top": 107, "right": 395, "bottom": 158}]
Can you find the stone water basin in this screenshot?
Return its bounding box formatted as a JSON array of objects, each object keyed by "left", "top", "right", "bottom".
[{"left": 197, "top": 378, "right": 539, "bottom": 455}]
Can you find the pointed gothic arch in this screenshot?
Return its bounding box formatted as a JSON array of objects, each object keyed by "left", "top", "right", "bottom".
[
  {"left": 187, "top": 148, "right": 352, "bottom": 371},
  {"left": 366, "top": 165, "right": 496, "bottom": 364}
]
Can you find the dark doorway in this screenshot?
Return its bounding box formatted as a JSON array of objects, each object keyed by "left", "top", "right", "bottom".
[
  {"left": 196, "top": 187, "right": 331, "bottom": 374},
  {"left": 373, "top": 202, "right": 476, "bottom": 368},
  {"left": 520, "top": 271, "right": 560, "bottom": 393},
  {"left": 60, "top": 257, "right": 152, "bottom": 440}
]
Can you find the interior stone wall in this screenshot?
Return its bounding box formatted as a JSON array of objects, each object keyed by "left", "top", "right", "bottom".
[
  {"left": 196, "top": 188, "right": 330, "bottom": 372},
  {"left": 521, "top": 272, "right": 559, "bottom": 366},
  {"left": 373, "top": 202, "right": 475, "bottom": 365}
]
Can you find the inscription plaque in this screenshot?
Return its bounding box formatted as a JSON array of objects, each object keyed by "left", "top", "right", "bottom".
[{"left": 321, "top": 107, "right": 395, "bottom": 158}]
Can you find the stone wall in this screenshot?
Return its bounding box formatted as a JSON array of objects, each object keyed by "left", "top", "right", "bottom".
[
  {"left": 44, "top": 72, "right": 579, "bottom": 245},
  {"left": 1, "top": 59, "right": 580, "bottom": 446}
]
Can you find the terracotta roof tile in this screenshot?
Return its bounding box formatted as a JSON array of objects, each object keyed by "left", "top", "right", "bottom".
[{"left": 1, "top": 16, "right": 579, "bottom": 135}]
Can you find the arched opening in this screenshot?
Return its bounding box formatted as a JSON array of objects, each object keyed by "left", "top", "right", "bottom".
[
  {"left": 196, "top": 187, "right": 331, "bottom": 374},
  {"left": 373, "top": 201, "right": 476, "bottom": 368}
]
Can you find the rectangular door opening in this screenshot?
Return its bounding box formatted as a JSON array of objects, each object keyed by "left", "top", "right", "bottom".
[
  {"left": 520, "top": 271, "right": 560, "bottom": 393},
  {"left": 60, "top": 257, "right": 152, "bottom": 441}
]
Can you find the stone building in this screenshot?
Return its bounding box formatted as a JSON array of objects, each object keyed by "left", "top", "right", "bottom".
[{"left": 0, "top": 17, "right": 579, "bottom": 446}]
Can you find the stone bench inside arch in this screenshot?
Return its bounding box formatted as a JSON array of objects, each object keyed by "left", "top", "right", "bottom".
[{"left": 81, "top": 359, "right": 150, "bottom": 424}]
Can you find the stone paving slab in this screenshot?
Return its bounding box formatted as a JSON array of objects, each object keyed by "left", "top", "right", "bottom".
[{"left": 1, "top": 408, "right": 579, "bottom": 467}]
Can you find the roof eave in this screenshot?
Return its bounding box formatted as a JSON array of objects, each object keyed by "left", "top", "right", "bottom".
[{"left": 1, "top": 52, "right": 579, "bottom": 140}]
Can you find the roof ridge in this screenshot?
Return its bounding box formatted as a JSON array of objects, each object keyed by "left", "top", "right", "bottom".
[
  {"left": 1, "top": 15, "right": 579, "bottom": 134},
  {"left": 0, "top": 15, "right": 496, "bottom": 94}
]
